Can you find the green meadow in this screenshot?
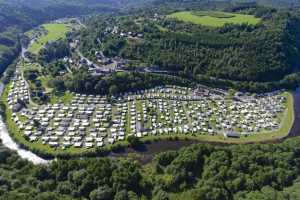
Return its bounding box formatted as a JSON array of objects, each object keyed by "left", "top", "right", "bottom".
[
  {"left": 168, "top": 11, "right": 261, "bottom": 27},
  {"left": 28, "top": 23, "right": 70, "bottom": 54}
]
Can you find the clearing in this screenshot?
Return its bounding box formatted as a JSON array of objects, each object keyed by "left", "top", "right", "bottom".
[
  {"left": 167, "top": 11, "right": 261, "bottom": 27},
  {"left": 27, "top": 23, "right": 70, "bottom": 54}
]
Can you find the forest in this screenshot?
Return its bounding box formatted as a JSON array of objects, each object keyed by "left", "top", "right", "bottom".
[
  {"left": 48, "top": 69, "right": 192, "bottom": 96},
  {"left": 80, "top": 8, "right": 300, "bottom": 84},
  {"left": 2, "top": 137, "right": 300, "bottom": 199},
  {"left": 48, "top": 66, "right": 300, "bottom": 96}
]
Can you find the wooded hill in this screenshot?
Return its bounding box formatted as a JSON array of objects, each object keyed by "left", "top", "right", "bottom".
[
  {"left": 0, "top": 0, "right": 299, "bottom": 75},
  {"left": 0, "top": 0, "right": 118, "bottom": 74},
  {"left": 80, "top": 8, "right": 300, "bottom": 84}
]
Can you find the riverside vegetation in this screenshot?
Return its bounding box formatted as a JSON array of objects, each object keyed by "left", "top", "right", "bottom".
[{"left": 1, "top": 138, "right": 300, "bottom": 199}]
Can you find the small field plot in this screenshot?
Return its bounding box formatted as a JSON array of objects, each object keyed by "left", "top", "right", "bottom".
[
  {"left": 28, "top": 23, "right": 70, "bottom": 54},
  {"left": 167, "top": 11, "right": 261, "bottom": 27}
]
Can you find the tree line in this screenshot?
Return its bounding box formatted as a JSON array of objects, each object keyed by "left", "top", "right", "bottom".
[
  {"left": 2, "top": 136, "right": 300, "bottom": 199},
  {"left": 48, "top": 69, "right": 193, "bottom": 96}
]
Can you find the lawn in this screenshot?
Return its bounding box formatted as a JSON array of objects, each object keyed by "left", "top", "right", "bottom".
[
  {"left": 167, "top": 11, "right": 261, "bottom": 27},
  {"left": 28, "top": 23, "right": 70, "bottom": 54},
  {"left": 24, "top": 29, "right": 36, "bottom": 38},
  {"left": 49, "top": 91, "right": 74, "bottom": 104}
]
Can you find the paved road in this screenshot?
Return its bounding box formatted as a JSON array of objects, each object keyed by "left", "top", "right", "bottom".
[
  {"left": 76, "top": 49, "right": 111, "bottom": 72},
  {"left": 20, "top": 39, "right": 35, "bottom": 61}
]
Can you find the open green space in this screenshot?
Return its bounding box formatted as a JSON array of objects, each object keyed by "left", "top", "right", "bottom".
[
  {"left": 284, "top": 178, "right": 300, "bottom": 199},
  {"left": 28, "top": 23, "right": 70, "bottom": 54},
  {"left": 156, "top": 24, "right": 169, "bottom": 32},
  {"left": 49, "top": 91, "right": 74, "bottom": 104},
  {"left": 21, "top": 61, "right": 73, "bottom": 104},
  {"left": 167, "top": 11, "right": 261, "bottom": 27}
]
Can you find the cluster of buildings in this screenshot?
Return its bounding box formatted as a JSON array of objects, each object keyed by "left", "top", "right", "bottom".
[
  {"left": 17, "top": 103, "right": 113, "bottom": 148},
  {"left": 7, "top": 77, "right": 287, "bottom": 149},
  {"left": 120, "top": 86, "right": 286, "bottom": 137},
  {"left": 105, "top": 26, "right": 144, "bottom": 39},
  {"left": 7, "top": 72, "right": 29, "bottom": 112}
]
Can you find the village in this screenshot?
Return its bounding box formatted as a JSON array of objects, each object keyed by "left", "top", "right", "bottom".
[
  {"left": 62, "top": 14, "right": 167, "bottom": 76},
  {"left": 5, "top": 69, "right": 288, "bottom": 150}
]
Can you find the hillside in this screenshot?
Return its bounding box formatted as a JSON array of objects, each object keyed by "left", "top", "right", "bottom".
[
  {"left": 79, "top": 9, "right": 300, "bottom": 86},
  {"left": 0, "top": 1, "right": 120, "bottom": 74},
  {"left": 0, "top": 0, "right": 299, "bottom": 75}
]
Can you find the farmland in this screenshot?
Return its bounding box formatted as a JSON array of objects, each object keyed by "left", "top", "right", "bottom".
[
  {"left": 27, "top": 23, "right": 70, "bottom": 54},
  {"left": 167, "top": 11, "right": 261, "bottom": 27}
]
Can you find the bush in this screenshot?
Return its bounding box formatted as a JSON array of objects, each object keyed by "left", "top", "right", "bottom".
[{"left": 127, "top": 136, "right": 141, "bottom": 148}]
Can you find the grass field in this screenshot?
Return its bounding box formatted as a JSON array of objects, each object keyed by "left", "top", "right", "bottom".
[
  {"left": 28, "top": 23, "right": 70, "bottom": 54},
  {"left": 50, "top": 92, "right": 74, "bottom": 104},
  {"left": 24, "top": 29, "right": 36, "bottom": 38},
  {"left": 167, "top": 11, "right": 261, "bottom": 27}
]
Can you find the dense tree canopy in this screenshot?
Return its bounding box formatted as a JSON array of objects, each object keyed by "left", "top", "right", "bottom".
[
  {"left": 2, "top": 137, "right": 300, "bottom": 199},
  {"left": 51, "top": 69, "right": 192, "bottom": 96},
  {"left": 79, "top": 9, "right": 300, "bottom": 83},
  {"left": 38, "top": 40, "right": 70, "bottom": 63}
]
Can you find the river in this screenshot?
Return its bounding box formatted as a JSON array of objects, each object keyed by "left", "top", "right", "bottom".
[
  {"left": 0, "top": 116, "right": 49, "bottom": 164},
  {"left": 285, "top": 86, "right": 300, "bottom": 137}
]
